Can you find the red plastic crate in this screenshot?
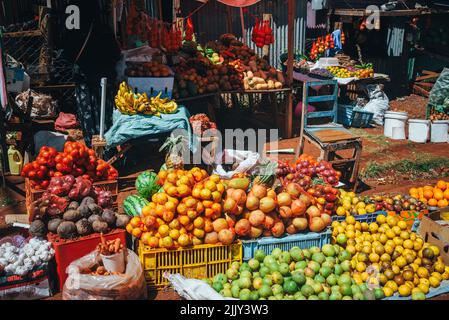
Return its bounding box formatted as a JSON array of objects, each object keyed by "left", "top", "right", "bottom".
[{"left": 48, "top": 229, "right": 126, "bottom": 291}]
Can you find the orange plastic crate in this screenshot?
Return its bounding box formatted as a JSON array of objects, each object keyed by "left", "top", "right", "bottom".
[{"left": 138, "top": 241, "right": 242, "bottom": 291}]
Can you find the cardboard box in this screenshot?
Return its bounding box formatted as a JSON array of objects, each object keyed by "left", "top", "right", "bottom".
[{"left": 418, "top": 216, "right": 449, "bottom": 265}]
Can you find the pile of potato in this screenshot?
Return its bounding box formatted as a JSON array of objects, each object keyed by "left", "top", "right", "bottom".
[{"left": 243, "top": 70, "right": 283, "bottom": 90}]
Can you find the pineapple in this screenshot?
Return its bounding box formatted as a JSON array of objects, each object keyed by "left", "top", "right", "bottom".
[{"left": 160, "top": 135, "right": 186, "bottom": 169}]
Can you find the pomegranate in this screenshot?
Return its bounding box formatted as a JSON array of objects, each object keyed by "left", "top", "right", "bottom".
[
  {"left": 309, "top": 217, "right": 326, "bottom": 232},
  {"left": 264, "top": 213, "right": 275, "bottom": 229},
  {"left": 212, "top": 218, "right": 228, "bottom": 233},
  {"left": 250, "top": 226, "right": 263, "bottom": 238},
  {"left": 263, "top": 229, "right": 272, "bottom": 237},
  {"left": 291, "top": 199, "right": 306, "bottom": 216},
  {"left": 218, "top": 228, "right": 235, "bottom": 245},
  {"left": 321, "top": 213, "right": 332, "bottom": 226},
  {"left": 246, "top": 194, "right": 260, "bottom": 211},
  {"left": 285, "top": 182, "right": 302, "bottom": 198},
  {"left": 279, "top": 206, "right": 293, "bottom": 219},
  {"left": 306, "top": 205, "right": 321, "bottom": 219},
  {"left": 299, "top": 193, "right": 312, "bottom": 207},
  {"left": 235, "top": 219, "right": 251, "bottom": 236},
  {"left": 277, "top": 192, "right": 292, "bottom": 207},
  {"left": 271, "top": 221, "right": 285, "bottom": 237},
  {"left": 225, "top": 214, "right": 236, "bottom": 228},
  {"left": 231, "top": 189, "right": 247, "bottom": 206},
  {"left": 249, "top": 210, "right": 266, "bottom": 227},
  {"left": 204, "top": 231, "right": 219, "bottom": 244},
  {"left": 251, "top": 184, "right": 267, "bottom": 199},
  {"left": 292, "top": 217, "right": 308, "bottom": 231},
  {"left": 286, "top": 223, "right": 297, "bottom": 235},
  {"left": 223, "top": 198, "right": 237, "bottom": 214},
  {"left": 259, "top": 197, "right": 276, "bottom": 213}
]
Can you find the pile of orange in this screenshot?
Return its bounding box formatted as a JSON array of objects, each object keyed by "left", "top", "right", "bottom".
[{"left": 409, "top": 180, "right": 449, "bottom": 208}]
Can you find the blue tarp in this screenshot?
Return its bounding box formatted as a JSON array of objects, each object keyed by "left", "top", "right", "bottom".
[{"left": 105, "top": 106, "right": 192, "bottom": 148}]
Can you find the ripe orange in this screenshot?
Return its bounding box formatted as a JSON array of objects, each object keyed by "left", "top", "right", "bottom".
[
  {"left": 423, "top": 185, "right": 434, "bottom": 191},
  {"left": 428, "top": 198, "right": 438, "bottom": 207},
  {"left": 434, "top": 188, "right": 444, "bottom": 201},
  {"left": 409, "top": 187, "right": 418, "bottom": 195},
  {"left": 423, "top": 189, "right": 434, "bottom": 200},
  {"left": 437, "top": 199, "right": 448, "bottom": 208},
  {"left": 132, "top": 228, "right": 143, "bottom": 238},
  {"left": 436, "top": 180, "right": 447, "bottom": 191},
  {"left": 130, "top": 216, "right": 142, "bottom": 228},
  {"left": 444, "top": 189, "right": 449, "bottom": 200},
  {"left": 142, "top": 205, "right": 152, "bottom": 217}
]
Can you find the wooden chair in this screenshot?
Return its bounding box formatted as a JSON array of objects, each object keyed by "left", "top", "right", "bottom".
[{"left": 297, "top": 80, "right": 362, "bottom": 189}]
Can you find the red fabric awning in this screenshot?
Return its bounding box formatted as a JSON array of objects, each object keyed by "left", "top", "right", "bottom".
[{"left": 216, "top": 0, "right": 261, "bottom": 7}]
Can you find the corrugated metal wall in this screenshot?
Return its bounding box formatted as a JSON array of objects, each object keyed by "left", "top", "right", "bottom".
[{"left": 181, "top": 0, "right": 307, "bottom": 68}]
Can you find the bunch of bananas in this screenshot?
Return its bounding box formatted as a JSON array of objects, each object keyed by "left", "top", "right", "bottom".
[{"left": 115, "top": 82, "right": 178, "bottom": 116}]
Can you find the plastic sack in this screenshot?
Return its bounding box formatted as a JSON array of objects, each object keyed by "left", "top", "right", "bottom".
[
  {"left": 62, "top": 249, "right": 147, "bottom": 300},
  {"left": 55, "top": 112, "right": 79, "bottom": 131},
  {"left": 213, "top": 149, "right": 260, "bottom": 179},
  {"left": 165, "top": 274, "right": 235, "bottom": 300},
  {"left": 428, "top": 68, "right": 449, "bottom": 112},
  {"left": 362, "top": 84, "right": 389, "bottom": 126}
]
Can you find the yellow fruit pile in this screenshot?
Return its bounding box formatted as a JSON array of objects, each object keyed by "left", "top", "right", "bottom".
[
  {"left": 354, "top": 68, "right": 374, "bottom": 78},
  {"left": 332, "top": 215, "right": 449, "bottom": 298},
  {"left": 409, "top": 180, "right": 449, "bottom": 208},
  {"left": 336, "top": 190, "right": 376, "bottom": 216},
  {"left": 126, "top": 168, "right": 234, "bottom": 249},
  {"left": 327, "top": 66, "right": 354, "bottom": 78},
  {"left": 115, "top": 81, "right": 177, "bottom": 116}
]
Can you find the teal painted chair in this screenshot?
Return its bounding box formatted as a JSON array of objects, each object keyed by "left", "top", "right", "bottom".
[{"left": 297, "top": 80, "right": 362, "bottom": 188}]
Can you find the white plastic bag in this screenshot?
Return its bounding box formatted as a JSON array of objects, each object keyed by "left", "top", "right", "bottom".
[
  {"left": 213, "top": 149, "right": 260, "bottom": 179},
  {"left": 362, "top": 84, "right": 389, "bottom": 126},
  {"left": 165, "top": 274, "right": 236, "bottom": 300},
  {"left": 62, "top": 249, "right": 147, "bottom": 300}
]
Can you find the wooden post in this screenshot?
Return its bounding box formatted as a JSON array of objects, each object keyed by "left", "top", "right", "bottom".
[
  {"left": 226, "top": 5, "right": 233, "bottom": 34},
  {"left": 285, "top": 0, "right": 295, "bottom": 138},
  {"left": 262, "top": 13, "right": 272, "bottom": 58},
  {"left": 240, "top": 7, "right": 246, "bottom": 44}
]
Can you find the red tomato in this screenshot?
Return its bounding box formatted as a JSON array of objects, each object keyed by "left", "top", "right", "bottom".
[
  {"left": 70, "top": 149, "right": 79, "bottom": 158},
  {"left": 48, "top": 147, "right": 58, "bottom": 157},
  {"left": 28, "top": 170, "right": 37, "bottom": 179},
  {"left": 41, "top": 151, "right": 50, "bottom": 159},
  {"left": 47, "top": 159, "right": 56, "bottom": 167},
  {"left": 56, "top": 163, "right": 64, "bottom": 172},
  {"left": 62, "top": 156, "right": 73, "bottom": 165},
  {"left": 49, "top": 170, "right": 55, "bottom": 177},
  {"left": 32, "top": 162, "right": 40, "bottom": 170},
  {"left": 55, "top": 154, "right": 63, "bottom": 163},
  {"left": 40, "top": 180, "right": 50, "bottom": 189},
  {"left": 87, "top": 149, "right": 95, "bottom": 156},
  {"left": 78, "top": 149, "right": 88, "bottom": 159},
  {"left": 37, "top": 157, "right": 47, "bottom": 166},
  {"left": 40, "top": 146, "right": 49, "bottom": 153},
  {"left": 54, "top": 172, "right": 63, "bottom": 177},
  {"left": 37, "top": 170, "right": 46, "bottom": 179}
]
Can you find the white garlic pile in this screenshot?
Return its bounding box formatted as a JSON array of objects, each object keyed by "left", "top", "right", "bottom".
[{"left": 0, "top": 238, "right": 55, "bottom": 276}]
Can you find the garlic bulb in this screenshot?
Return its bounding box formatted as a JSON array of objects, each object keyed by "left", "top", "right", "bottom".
[{"left": 0, "top": 238, "right": 54, "bottom": 276}]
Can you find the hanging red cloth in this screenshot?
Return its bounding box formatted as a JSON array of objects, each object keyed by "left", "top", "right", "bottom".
[{"left": 185, "top": 17, "right": 194, "bottom": 41}]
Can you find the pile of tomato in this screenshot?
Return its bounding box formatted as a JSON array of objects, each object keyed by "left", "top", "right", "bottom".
[{"left": 21, "top": 142, "right": 118, "bottom": 189}]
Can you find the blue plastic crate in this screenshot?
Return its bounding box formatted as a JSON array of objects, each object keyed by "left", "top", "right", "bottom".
[
  {"left": 337, "top": 104, "right": 374, "bottom": 128},
  {"left": 331, "top": 211, "right": 421, "bottom": 232},
  {"left": 331, "top": 211, "right": 387, "bottom": 224},
  {"left": 241, "top": 230, "right": 332, "bottom": 261}
]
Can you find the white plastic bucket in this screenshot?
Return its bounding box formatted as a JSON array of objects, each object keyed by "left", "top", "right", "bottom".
[
  {"left": 384, "top": 111, "right": 408, "bottom": 138},
  {"left": 430, "top": 120, "right": 449, "bottom": 143},
  {"left": 391, "top": 127, "right": 406, "bottom": 140},
  {"left": 101, "top": 251, "right": 125, "bottom": 273},
  {"left": 408, "top": 119, "right": 430, "bottom": 143}
]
